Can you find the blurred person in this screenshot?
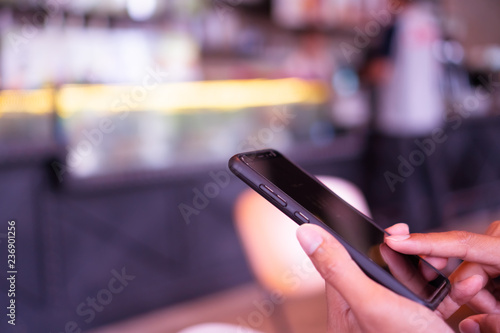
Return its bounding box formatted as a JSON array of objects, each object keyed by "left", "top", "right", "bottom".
[
  {"left": 363, "top": 0, "right": 447, "bottom": 232},
  {"left": 371, "top": 0, "right": 444, "bottom": 137},
  {"left": 296, "top": 221, "right": 500, "bottom": 333}
]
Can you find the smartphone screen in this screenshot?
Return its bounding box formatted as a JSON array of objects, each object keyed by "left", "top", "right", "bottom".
[{"left": 230, "top": 149, "right": 450, "bottom": 309}]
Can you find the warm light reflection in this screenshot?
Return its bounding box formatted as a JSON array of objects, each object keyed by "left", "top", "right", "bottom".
[
  {"left": 56, "top": 78, "right": 330, "bottom": 117},
  {"left": 0, "top": 88, "right": 54, "bottom": 116},
  {"left": 0, "top": 79, "right": 330, "bottom": 117}
]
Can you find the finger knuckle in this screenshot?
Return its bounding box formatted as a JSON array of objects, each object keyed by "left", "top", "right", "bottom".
[
  {"left": 454, "top": 230, "right": 475, "bottom": 257},
  {"left": 455, "top": 230, "right": 474, "bottom": 244},
  {"left": 320, "top": 262, "right": 343, "bottom": 282}
]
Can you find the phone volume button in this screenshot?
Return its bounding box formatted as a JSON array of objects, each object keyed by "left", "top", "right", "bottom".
[
  {"left": 259, "top": 184, "right": 287, "bottom": 207},
  {"left": 294, "top": 211, "right": 309, "bottom": 224}
]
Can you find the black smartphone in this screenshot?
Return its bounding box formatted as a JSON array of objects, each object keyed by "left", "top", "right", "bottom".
[{"left": 229, "top": 149, "right": 450, "bottom": 310}]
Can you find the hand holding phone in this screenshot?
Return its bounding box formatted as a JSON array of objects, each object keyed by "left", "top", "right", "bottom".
[
  {"left": 229, "top": 149, "right": 450, "bottom": 309},
  {"left": 296, "top": 223, "right": 455, "bottom": 333}
]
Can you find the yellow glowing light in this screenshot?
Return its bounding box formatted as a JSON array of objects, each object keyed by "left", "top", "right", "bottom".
[
  {"left": 56, "top": 78, "right": 330, "bottom": 117},
  {"left": 0, "top": 88, "right": 55, "bottom": 116},
  {"left": 0, "top": 79, "right": 330, "bottom": 118}
]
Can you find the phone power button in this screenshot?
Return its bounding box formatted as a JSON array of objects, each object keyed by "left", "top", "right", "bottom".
[{"left": 294, "top": 211, "right": 309, "bottom": 224}]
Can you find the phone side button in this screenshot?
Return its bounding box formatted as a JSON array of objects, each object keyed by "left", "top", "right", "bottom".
[
  {"left": 294, "top": 211, "right": 309, "bottom": 224},
  {"left": 259, "top": 184, "right": 287, "bottom": 207}
]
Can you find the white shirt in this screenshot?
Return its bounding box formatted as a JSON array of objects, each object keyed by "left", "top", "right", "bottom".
[{"left": 376, "top": 3, "right": 444, "bottom": 137}]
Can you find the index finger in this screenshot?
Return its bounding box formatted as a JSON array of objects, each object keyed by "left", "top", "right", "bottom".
[{"left": 386, "top": 231, "right": 500, "bottom": 266}]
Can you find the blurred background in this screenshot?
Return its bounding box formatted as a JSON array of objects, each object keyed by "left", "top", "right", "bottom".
[{"left": 0, "top": 0, "right": 500, "bottom": 332}]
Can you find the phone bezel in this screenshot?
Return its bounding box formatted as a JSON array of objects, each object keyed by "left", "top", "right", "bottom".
[{"left": 229, "top": 149, "right": 450, "bottom": 310}]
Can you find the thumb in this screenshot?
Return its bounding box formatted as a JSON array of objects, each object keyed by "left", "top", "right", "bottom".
[
  {"left": 460, "top": 314, "right": 500, "bottom": 333},
  {"left": 296, "top": 224, "right": 382, "bottom": 305}
]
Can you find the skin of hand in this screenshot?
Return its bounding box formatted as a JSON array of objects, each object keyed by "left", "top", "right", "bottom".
[
  {"left": 296, "top": 223, "right": 453, "bottom": 333},
  {"left": 385, "top": 221, "right": 500, "bottom": 333}
]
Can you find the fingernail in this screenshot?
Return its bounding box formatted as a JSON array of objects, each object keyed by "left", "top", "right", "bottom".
[
  {"left": 393, "top": 222, "right": 410, "bottom": 230},
  {"left": 386, "top": 234, "right": 410, "bottom": 241},
  {"left": 296, "top": 226, "right": 323, "bottom": 255},
  {"left": 459, "top": 318, "right": 480, "bottom": 333}
]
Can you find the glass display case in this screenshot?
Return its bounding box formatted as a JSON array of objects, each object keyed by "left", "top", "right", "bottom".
[{"left": 56, "top": 79, "right": 332, "bottom": 177}]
